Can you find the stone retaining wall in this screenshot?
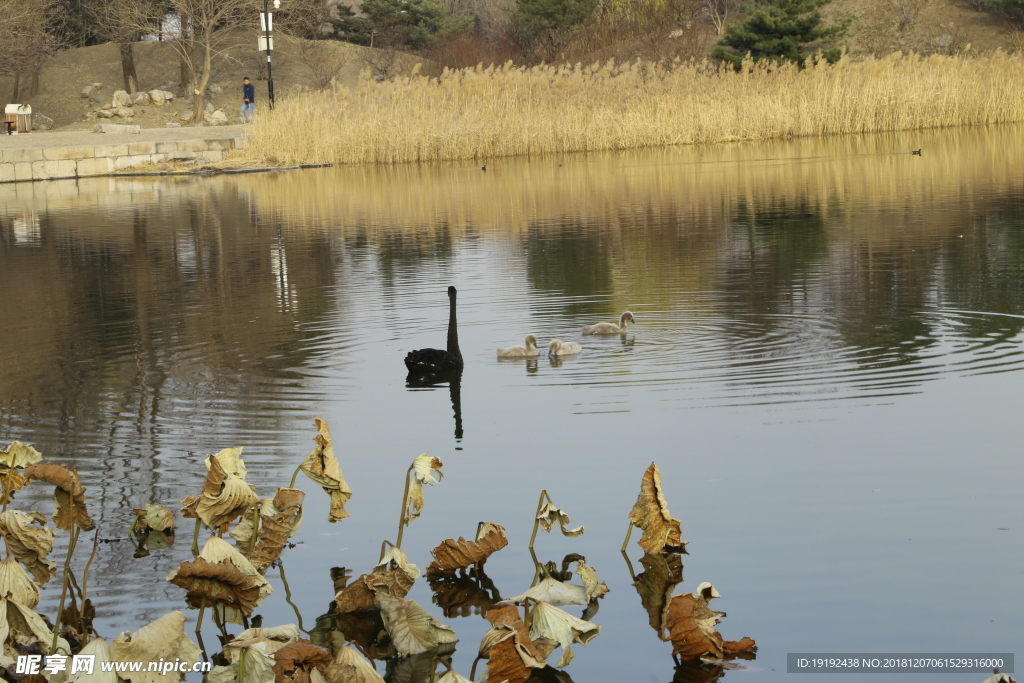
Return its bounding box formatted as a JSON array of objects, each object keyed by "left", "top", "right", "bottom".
[{"left": 0, "top": 136, "right": 245, "bottom": 183}]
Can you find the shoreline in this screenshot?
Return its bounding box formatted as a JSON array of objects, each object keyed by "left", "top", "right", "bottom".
[{"left": 0, "top": 126, "right": 248, "bottom": 183}]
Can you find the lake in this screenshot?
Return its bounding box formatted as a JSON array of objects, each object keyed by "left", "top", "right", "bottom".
[{"left": 1, "top": 123, "right": 1022, "bottom": 682}]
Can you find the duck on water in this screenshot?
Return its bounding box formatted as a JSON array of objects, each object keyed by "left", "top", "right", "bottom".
[{"left": 405, "top": 286, "right": 464, "bottom": 380}]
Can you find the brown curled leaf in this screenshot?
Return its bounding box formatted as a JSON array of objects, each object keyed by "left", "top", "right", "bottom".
[
  {"left": 299, "top": 419, "right": 352, "bottom": 523},
  {"left": 272, "top": 639, "right": 332, "bottom": 683},
  {"left": 664, "top": 583, "right": 754, "bottom": 660},
  {"left": 181, "top": 454, "right": 259, "bottom": 530},
  {"left": 628, "top": 462, "right": 686, "bottom": 554},
  {"left": 166, "top": 557, "right": 262, "bottom": 616},
  {"left": 426, "top": 522, "right": 508, "bottom": 577},
  {"left": 248, "top": 488, "right": 305, "bottom": 574},
  {"left": 486, "top": 638, "right": 532, "bottom": 683},
  {"left": 24, "top": 462, "right": 94, "bottom": 532},
  {"left": 723, "top": 636, "right": 758, "bottom": 658},
  {"left": 333, "top": 566, "right": 415, "bottom": 614}
]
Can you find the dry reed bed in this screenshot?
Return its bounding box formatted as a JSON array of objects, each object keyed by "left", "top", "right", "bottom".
[{"left": 243, "top": 51, "right": 1024, "bottom": 165}]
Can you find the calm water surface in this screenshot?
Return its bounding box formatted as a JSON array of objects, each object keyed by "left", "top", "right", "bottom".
[{"left": 1, "top": 125, "right": 1023, "bottom": 682}]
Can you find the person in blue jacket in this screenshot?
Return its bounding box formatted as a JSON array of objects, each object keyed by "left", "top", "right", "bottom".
[{"left": 242, "top": 77, "right": 255, "bottom": 123}]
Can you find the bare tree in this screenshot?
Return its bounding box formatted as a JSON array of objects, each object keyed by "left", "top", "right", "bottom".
[
  {"left": 128, "top": 0, "right": 258, "bottom": 123},
  {"left": 703, "top": 0, "right": 740, "bottom": 35},
  {"left": 87, "top": 0, "right": 162, "bottom": 93},
  {"left": 0, "top": 0, "right": 60, "bottom": 100}
]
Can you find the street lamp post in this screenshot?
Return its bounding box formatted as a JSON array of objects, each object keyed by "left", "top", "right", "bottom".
[{"left": 260, "top": 0, "right": 280, "bottom": 109}]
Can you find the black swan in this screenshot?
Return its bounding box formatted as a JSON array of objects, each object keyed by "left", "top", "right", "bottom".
[{"left": 405, "top": 286, "right": 464, "bottom": 377}]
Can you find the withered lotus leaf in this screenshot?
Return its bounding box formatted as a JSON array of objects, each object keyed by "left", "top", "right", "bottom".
[
  {"left": 486, "top": 639, "right": 533, "bottom": 683},
  {"left": 483, "top": 605, "right": 546, "bottom": 683},
  {"left": 272, "top": 639, "right": 332, "bottom": 683},
  {"left": 576, "top": 561, "right": 609, "bottom": 599},
  {"left": 0, "top": 509, "right": 56, "bottom": 585},
  {"left": 0, "top": 557, "right": 40, "bottom": 608},
  {"left": 633, "top": 553, "right": 685, "bottom": 637},
  {"left": 334, "top": 566, "right": 415, "bottom": 614},
  {"left": 434, "top": 671, "right": 473, "bottom": 683},
  {"left": 406, "top": 454, "right": 443, "bottom": 524},
  {"left": 0, "top": 469, "right": 29, "bottom": 506},
  {"left": 503, "top": 577, "right": 589, "bottom": 607},
  {"left": 70, "top": 638, "right": 117, "bottom": 683},
  {"left": 664, "top": 584, "right": 754, "bottom": 660},
  {"left": 536, "top": 502, "right": 584, "bottom": 537},
  {"left": 0, "top": 441, "right": 42, "bottom": 469},
  {"left": 0, "top": 595, "right": 67, "bottom": 657},
  {"left": 375, "top": 593, "right": 457, "bottom": 657},
  {"left": 627, "top": 462, "right": 686, "bottom": 554},
  {"left": 483, "top": 604, "right": 545, "bottom": 665},
  {"left": 229, "top": 497, "right": 277, "bottom": 548},
  {"left": 24, "top": 462, "right": 94, "bottom": 532},
  {"left": 527, "top": 602, "right": 600, "bottom": 668},
  {"left": 132, "top": 504, "right": 175, "bottom": 533},
  {"left": 248, "top": 488, "right": 305, "bottom": 574},
  {"left": 110, "top": 611, "right": 202, "bottom": 683},
  {"left": 187, "top": 456, "right": 260, "bottom": 530},
  {"left": 299, "top": 419, "right": 352, "bottom": 523},
  {"left": 723, "top": 637, "right": 758, "bottom": 657},
  {"left": 323, "top": 645, "right": 385, "bottom": 683},
  {"left": 166, "top": 557, "right": 262, "bottom": 614},
  {"left": 425, "top": 522, "right": 508, "bottom": 577},
  {"left": 196, "top": 536, "right": 272, "bottom": 607}
]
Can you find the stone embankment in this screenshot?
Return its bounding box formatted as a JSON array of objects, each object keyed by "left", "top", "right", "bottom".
[{"left": 0, "top": 126, "right": 246, "bottom": 183}]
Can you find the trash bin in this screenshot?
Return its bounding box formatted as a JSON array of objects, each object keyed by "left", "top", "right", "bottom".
[{"left": 4, "top": 104, "right": 33, "bottom": 134}]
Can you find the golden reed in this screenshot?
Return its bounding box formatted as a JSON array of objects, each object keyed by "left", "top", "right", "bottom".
[{"left": 243, "top": 51, "right": 1024, "bottom": 165}]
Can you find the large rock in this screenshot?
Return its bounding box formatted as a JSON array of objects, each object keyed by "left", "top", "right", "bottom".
[
  {"left": 208, "top": 83, "right": 224, "bottom": 95},
  {"left": 207, "top": 109, "right": 229, "bottom": 126},
  {"left": 149, "top": 89, "right": 174, "bottom": 106},
  {"left": 203, "top": 100, "right": 215, "bottom": 116},
  {"left": 80, "top": 85, "right": 98, "bottom": 98},
  {"left": 111, "top": 90, "right": 132, "bottom": 107},
  {"left": 131, "top": 91, "right": 151, "bottom": 106},
  {"left": 93, "top": 123, "right": 141, "bottom": 134},
  {"left": 32, "top": 113, "right": 54, "bottom": 131},
  {"left": 112, "top": 107, "right": 134, "bottom": 118},
  {"left": 95, "top": 109, "right": 115, "bottom": 119}
]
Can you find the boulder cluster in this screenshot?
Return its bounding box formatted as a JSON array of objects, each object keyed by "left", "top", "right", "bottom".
[{"left": 81, "top": 82, "right": 234, "bottom": 127}]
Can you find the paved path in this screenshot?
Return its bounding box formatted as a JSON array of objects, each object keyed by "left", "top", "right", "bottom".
[{"left": 0, "top": 125, "right": 247, "bottom": 150}]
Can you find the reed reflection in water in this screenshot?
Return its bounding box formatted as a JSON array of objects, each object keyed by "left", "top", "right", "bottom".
[{"left": 0, "top": 123, "right": 1022, "bottom": 682}]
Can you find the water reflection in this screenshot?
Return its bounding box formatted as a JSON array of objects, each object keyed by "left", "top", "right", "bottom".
[{"left": 1, "top": 124, "right": 1023, "bottom": 681}]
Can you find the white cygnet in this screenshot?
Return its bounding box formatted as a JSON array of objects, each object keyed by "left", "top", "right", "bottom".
[
  {"left": 548, "top": 339, "right": 582, "bottom": 356},
  {"left": 582, "top": 311, "right": 634, "bottom": 335},
  {"left": 497, "top": 334, "right": 540, "bottom": 358}
]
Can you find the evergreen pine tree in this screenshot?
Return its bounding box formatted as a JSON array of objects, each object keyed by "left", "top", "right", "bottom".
[{"left": 711, "top": 0, "right": 849, "bottom": 69}]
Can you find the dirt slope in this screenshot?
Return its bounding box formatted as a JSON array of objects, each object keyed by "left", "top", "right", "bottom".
[{"left": 1, "top": 0, "right": 1019, "bottom": 132}]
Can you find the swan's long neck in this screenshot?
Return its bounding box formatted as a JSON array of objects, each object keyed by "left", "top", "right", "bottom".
[
  {"left": 619, "top": 313, "right": 630, "bottom": 329},
  {"left": 447, "top": 288, "right": 461, "bottom": 359}
]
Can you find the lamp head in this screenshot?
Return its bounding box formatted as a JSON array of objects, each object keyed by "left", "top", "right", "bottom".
[{"left": 273, "top": 0, "right": 280, "bottom": 7}]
